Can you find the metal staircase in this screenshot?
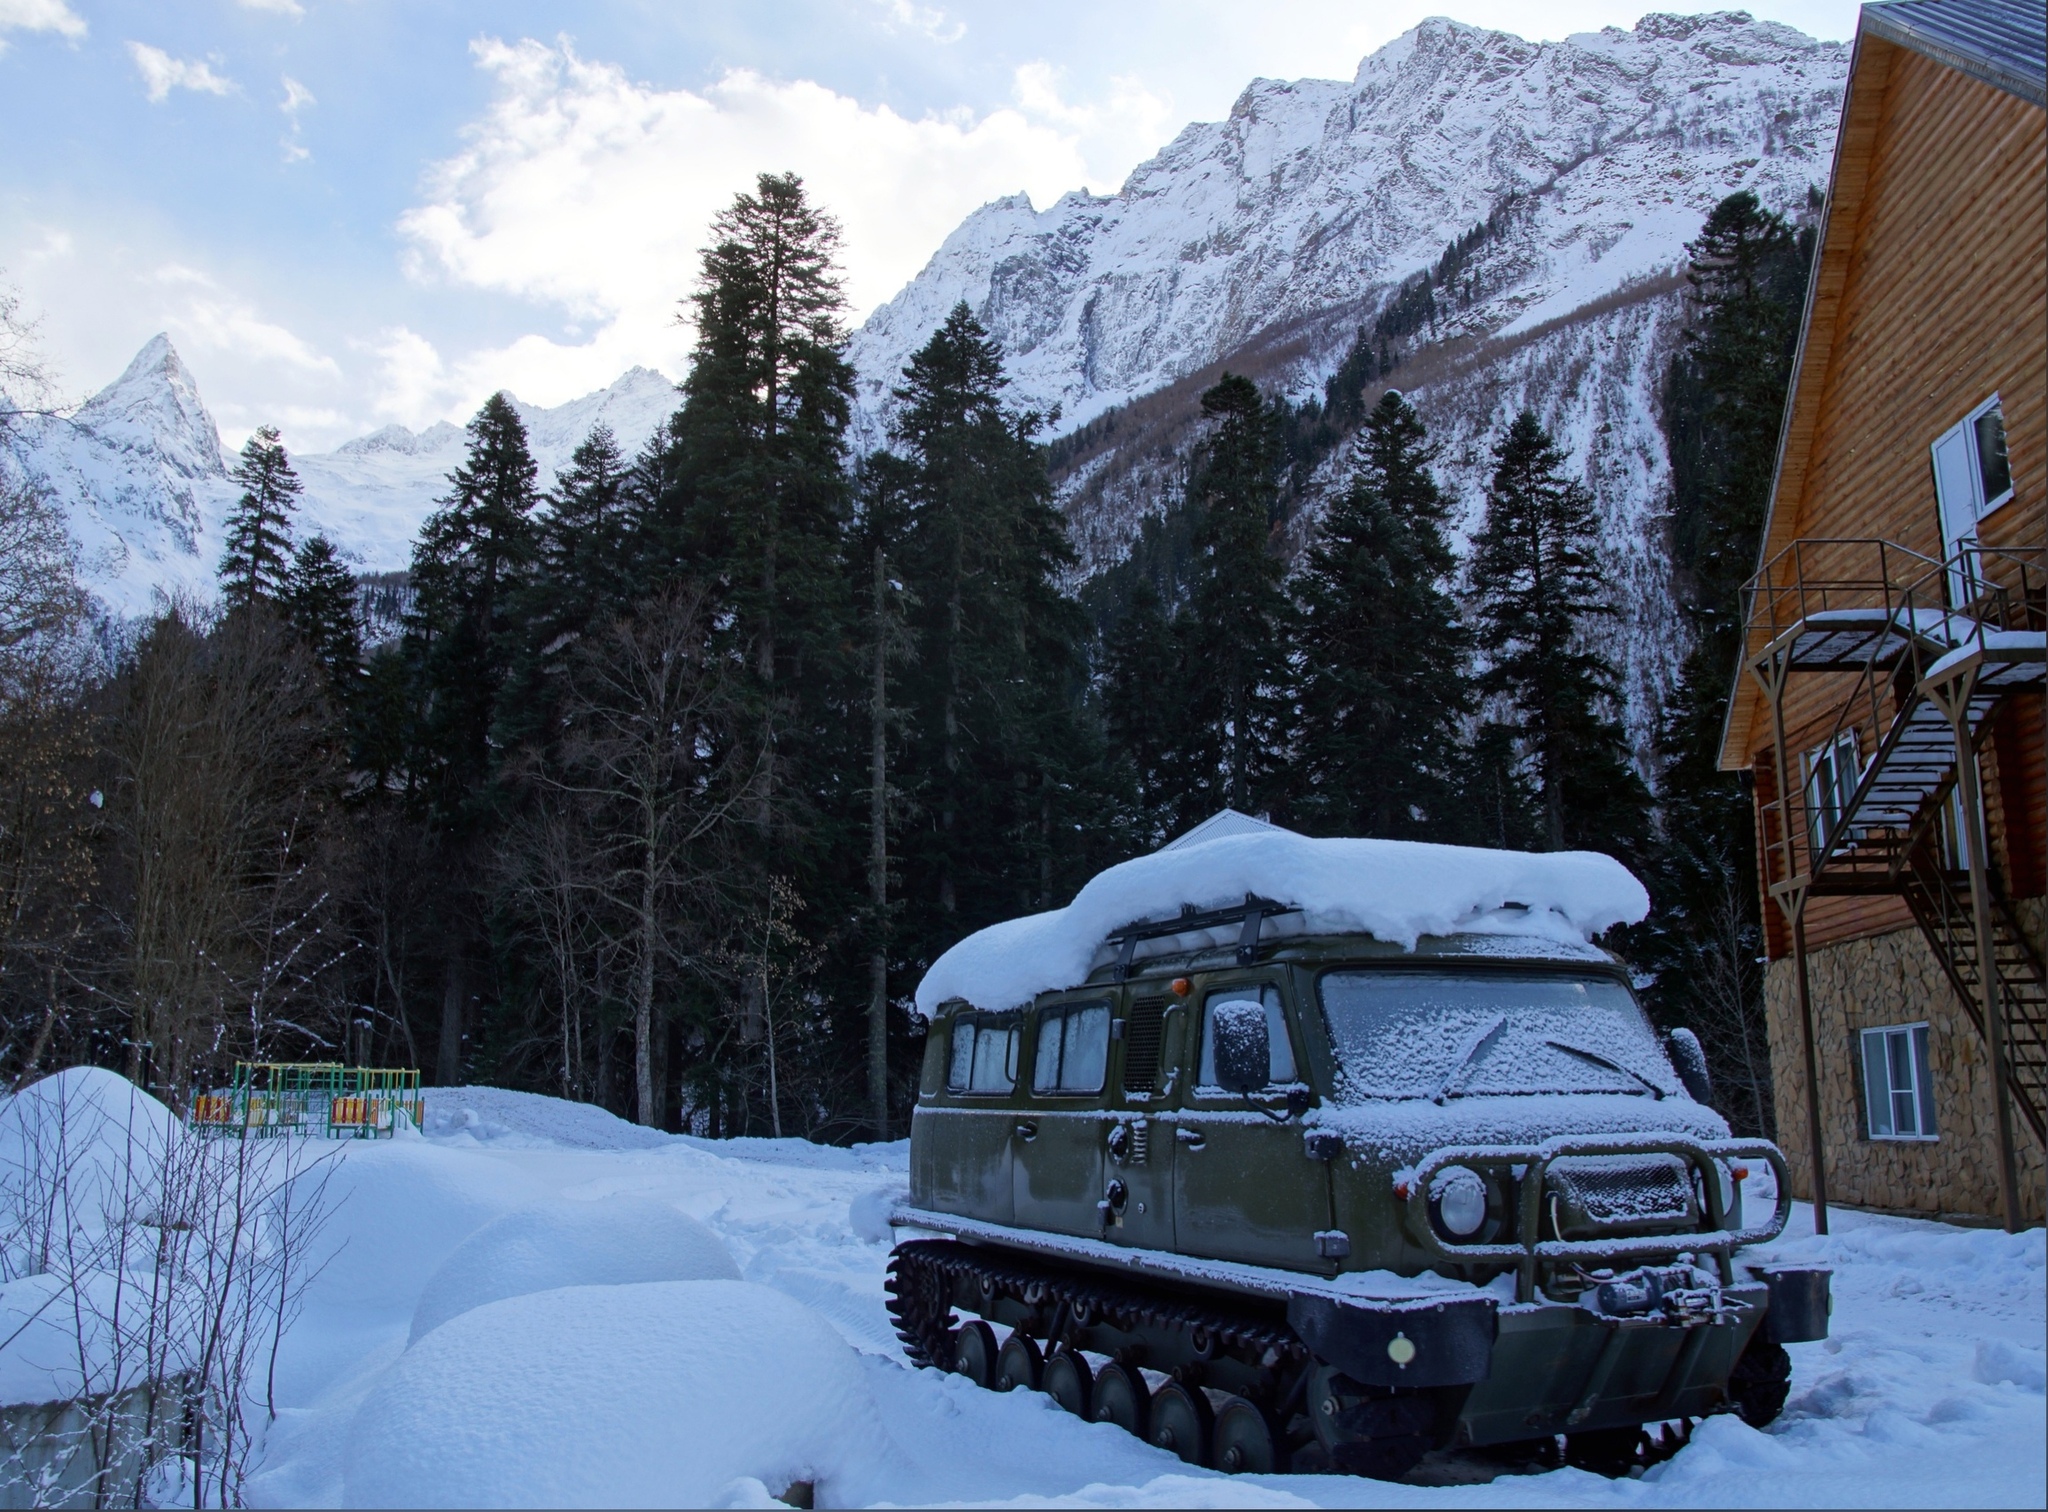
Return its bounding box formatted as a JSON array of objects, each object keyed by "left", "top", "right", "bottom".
[
  {"left": 1744, "top": 539, "right": 2046, "bottom": 1230},
  {"left": 1899, "top": 843, "right": 2048, "bottom": 1144}
]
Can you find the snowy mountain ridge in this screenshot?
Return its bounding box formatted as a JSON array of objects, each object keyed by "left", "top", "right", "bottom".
[{"left": 2, "top": 357, "right": 679, "bottom": 616}]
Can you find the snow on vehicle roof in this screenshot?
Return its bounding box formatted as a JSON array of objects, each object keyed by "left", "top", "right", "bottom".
[{"left": 913, "top": 829, "right": 1650, "bottom": 1015}]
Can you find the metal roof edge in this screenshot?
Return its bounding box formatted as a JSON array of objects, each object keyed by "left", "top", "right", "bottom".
[{"left": 1862, "top": 5, "right": 2048, "bottom": 107}]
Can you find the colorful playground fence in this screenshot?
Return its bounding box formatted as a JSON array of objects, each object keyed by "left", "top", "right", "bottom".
[{"left": 188, "top": 1063, "right": 424, "bottom": 1139}]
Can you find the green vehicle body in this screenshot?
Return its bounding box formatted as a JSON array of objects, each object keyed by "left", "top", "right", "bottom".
[{"left": 890, "top": 923, "right": 1825, "bottom": 1474}]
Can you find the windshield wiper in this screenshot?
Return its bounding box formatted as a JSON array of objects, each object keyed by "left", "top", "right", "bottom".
[
  {"left": 1433, "top": 1014, "right": 1506, "bottom": 1104},
  {"left": 1543, "top": 1038, "right": 1665, "bottom": 1099}
]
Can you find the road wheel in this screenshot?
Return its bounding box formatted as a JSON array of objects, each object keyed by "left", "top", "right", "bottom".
[
  {"left": 1212, "top": 1394, "right": 1276, "bottom": 1474},
  {"left": 951, "top": 1320, "right": 998, "bottom": 1389},
  {"left": 1092, "top": 1361, "right": 1150, "bottom": 1439},
  {"left": 1729, "top": 1335, "right": 1792, "bottom": 1427},
  {"left": 994, "top": 1330, "right": 1043, "bottom": 1392},
  {"left": 1147, "top": 1381, "right": 1214, "bottom": 1465},
  {"left": 1043, "top": 1349, "right": 1092, "bottom": 1417}
]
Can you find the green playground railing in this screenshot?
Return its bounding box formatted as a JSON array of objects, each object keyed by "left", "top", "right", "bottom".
[{"left": 189, "top": 1062, "right": 424, "bottom": 1139}]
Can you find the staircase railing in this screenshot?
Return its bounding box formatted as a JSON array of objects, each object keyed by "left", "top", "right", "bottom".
[{"left": 1741, "top": 538, "right": 2045, "bottom": 1234}]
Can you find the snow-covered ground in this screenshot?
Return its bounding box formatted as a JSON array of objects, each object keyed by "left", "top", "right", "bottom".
[{"left": 226, "top": 1083, "right": 2045, "bottom": 1510}]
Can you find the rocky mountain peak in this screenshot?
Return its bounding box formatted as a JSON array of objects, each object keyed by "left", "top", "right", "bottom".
[{"left": 74, "top": 333, "right": 225, "bottom": 481}]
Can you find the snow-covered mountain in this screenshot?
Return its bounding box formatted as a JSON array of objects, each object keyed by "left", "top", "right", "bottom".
[
  {"left": 852, "top": 12, "right": 1844, "bottom": 433},
  {"left": 850, "top": 12, "right": 1847, "bottom": 742},
  {"left": 2, "top": 355, "right": 678, "bottom": 617}
]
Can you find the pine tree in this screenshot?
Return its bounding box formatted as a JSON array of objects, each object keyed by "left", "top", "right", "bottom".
[
  {"left": 282, "top": 534, "right": 362, "bottom": 707},
  {"left": 1468, "top": 411, "right": 1649, "bottom": 860},
  {"left": 220, "top": 425, "right": 301, "bottom": 609},
  {"left": 892, "top": 304, "right": 1084, "bottom": 935},
  {"left": 1177, "top": 374, "right": 1291, "bottom": 823},
  {"left": 1291, "top": 390, "right": 1471, "bottom": 839}
]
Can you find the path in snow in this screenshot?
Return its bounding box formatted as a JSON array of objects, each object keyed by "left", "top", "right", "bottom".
[{"left": 245, "top": 1085, "right": 2045, "bottom": 1509}]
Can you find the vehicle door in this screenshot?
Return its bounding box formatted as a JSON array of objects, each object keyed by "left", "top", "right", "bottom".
[
  {"left": 1013, "top": 996, "right": 1111, "bottom": 1237},
  {"left": 1173, "top": 977, "right": 1328, "bottom": 1269},
  {"left": 1104, "top": 989, "right": 1185, "bottom": 1251},
  {"left": 924, "top": 1009, "right": 1021, "bottom": 1224}
]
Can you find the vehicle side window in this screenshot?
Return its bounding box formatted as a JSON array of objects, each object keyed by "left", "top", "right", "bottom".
[
  {"left": 1197, "top": 984, "right": 1296, "bottom": 1089},
  {"left": 947, "top": 1014, "right": 1019, "bottom": 1094},
  {"left": 1032, "top": 1002, "right": 1110, "bottom": 1095}
]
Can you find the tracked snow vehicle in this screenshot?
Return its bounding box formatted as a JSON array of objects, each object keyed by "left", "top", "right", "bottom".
[{"left": 888, "top": 825, "right": 1829, "bottom": 1479}]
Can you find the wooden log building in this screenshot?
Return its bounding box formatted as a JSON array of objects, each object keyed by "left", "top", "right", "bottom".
[{"left": 1720, "top": 0, "right": 2046, "bottom": 1230}]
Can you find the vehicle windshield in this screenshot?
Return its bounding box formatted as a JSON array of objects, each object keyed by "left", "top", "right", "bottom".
[{"left": 1316, "top": 970, "right": 1677, "bottom": 1101}]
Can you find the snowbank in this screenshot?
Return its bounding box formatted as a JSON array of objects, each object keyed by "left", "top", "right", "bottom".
[
  {"left": 916, "top": 831, "right": 1650, "bottom": 1013},
  {"left": 409, "top": 1196, "right": 739, "bottom": 1343},
  {"left": 346, "top": 1280, "right": 895, "bottom": 1509},
  {"left": 0, "top": 1067, "right": 183, "bottom": 1239}
]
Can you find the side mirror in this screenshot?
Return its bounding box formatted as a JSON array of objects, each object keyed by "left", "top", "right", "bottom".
[
  {"left": 1668, "top": 1027, "right": 1714, "bottom": 1107},
  {"left": 1211, "top": 998, "right": 1270, "bottom": 1095}
]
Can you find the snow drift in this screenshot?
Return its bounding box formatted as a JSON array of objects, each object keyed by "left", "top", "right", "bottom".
[
  {"left": 347, "top": 1280, "right": 893, "bottom": 1509},
  {"left": 914, "top": 830, "right": 1650, "bottom": 1014},
  {"left": 409, "top": 1196, "right": 739, "bottom": 1343}
]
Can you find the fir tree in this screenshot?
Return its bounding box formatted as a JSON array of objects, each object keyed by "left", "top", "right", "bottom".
[
  {"left": 653, "top": 171, "right": 857, "bottom": 1057},
  {"left": 1178, "top": 374, "right": 1291, "bottom": 823},
  {"left": 498, "top": 423, "right": 634, "bottom": 757},
  {"left": 1468, "top": 411, "right": 1649, "bottom": 860},
  {"left": 282, "top": 534, "right": 362, "bottom": 707},
  {"left": 1640, "top": 192, "right": 1814, "bottom": 1136},
  {"left": 220, "top": 425, "right": 301, "bottom": 609},
  {"left": 405, "top": 391, "right": 541, "bottom": 824},
  {"left": 891, "top": 304, "right": 1084, "bottom": 934},
  {"left": 1290, "top": 390, "right": 1471, "bottom": 839}
]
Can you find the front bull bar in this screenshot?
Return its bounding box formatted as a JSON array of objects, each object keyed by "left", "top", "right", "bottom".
[{"left": 1402, "top": 1134, "right": 1793, "bottom": 1302}]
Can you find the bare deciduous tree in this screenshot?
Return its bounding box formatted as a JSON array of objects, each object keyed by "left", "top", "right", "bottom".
[{"left": 549, "top": 584, "right": 756, "bottom": 1127}]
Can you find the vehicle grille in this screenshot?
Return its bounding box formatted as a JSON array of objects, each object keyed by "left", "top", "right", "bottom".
[
  {"left": 1545, "top": 1154, "right": 1698, "bottom": 1238},
  {"left": 1123, "top": 999, "right": 1166, "bottom": 1091}
]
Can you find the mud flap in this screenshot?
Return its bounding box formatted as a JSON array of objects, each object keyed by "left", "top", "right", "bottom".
[
  {"left": 1287, "top": 1292, "right": 1499, "bottom": 1389},
  {"left": 1751, "top": 1267, "right": 1832, "bottom": 1343}
]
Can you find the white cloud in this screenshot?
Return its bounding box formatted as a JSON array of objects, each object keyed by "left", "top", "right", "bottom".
[
  {"left": 127, "top": 42, "right": 234, "bottom": 103},
  {"left": 872, "top": 0, "right": 964, "bottom": 45},
  {"left": 392, "top": 35, "right": 1155, "bottom": 413},
  {"left": 237, "top": 0, "right": 305, "bottom": 14},
  {"left": 279, "top": 74, "right": 314, "bottom": 161},
  {"left": 0, "top": 0, "right": 85, "bottom": 50},
  {"left": 1011, "top": 62, "right": 1173, "bottom": 191}
]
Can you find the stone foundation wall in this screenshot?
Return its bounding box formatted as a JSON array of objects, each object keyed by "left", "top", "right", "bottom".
[{"left": 1764, "top": 896, "right": 2046, "bottom": 1224}]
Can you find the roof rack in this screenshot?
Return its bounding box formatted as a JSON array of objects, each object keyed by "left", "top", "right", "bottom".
[{"left": 1103, "top": 894, "right": 1302, "bottom": 979}]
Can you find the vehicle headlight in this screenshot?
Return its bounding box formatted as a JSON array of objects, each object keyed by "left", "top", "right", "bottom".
[{"left": 1433, "top": 1166, "right": 1488, "bottom": 1238}]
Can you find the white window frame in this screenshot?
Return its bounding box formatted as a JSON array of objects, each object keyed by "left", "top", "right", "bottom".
[
  {"left": 1804, "top": 729, "right": 1861, "bottom": 853},
  {"left": 1860, "top": 1022, "right": 1938, "bottom": 1142},
  {"left": 1932, "top": 396, "right": 2013, "bottom": 600}
]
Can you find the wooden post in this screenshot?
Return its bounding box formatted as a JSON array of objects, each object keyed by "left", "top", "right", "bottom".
[{"left": 1758, "top": 648, "right": 1830, "bottom": 1234}]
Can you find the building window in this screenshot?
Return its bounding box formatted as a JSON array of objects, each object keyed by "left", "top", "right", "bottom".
[
  {"left": 1805, "top": 729, "right": 1861, "bottom": 852},
  {"left": 1932, "top": 397, "right": 2013, "bottom": 599},
  {"left": 1860, "top": 1023, "right": 1937, "bottom": 1141}
]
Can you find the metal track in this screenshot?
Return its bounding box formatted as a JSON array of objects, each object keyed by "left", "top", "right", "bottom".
[{"left": 884, "top": 1238, "right": 1307, "bottom": 1388}]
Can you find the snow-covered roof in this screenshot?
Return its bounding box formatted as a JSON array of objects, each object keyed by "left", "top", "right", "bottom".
[
  {"left": 1157, "top": 808, "right": 1286, "bottom": 852},
  {"left": 913, "top": 831, "right": 1650, "bottom": 1015}
]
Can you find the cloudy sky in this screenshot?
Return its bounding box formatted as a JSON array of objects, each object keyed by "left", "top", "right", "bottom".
[{"left": 1, "top": 0, "right": 1859, "bottom": 452}]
